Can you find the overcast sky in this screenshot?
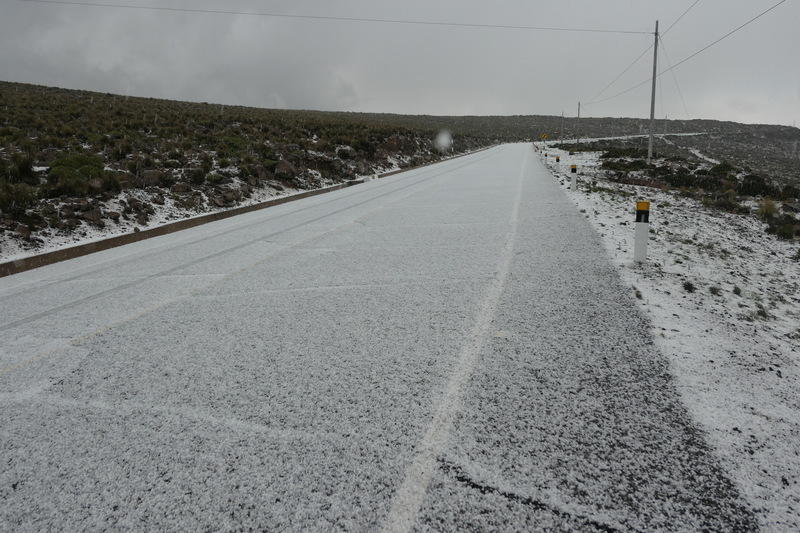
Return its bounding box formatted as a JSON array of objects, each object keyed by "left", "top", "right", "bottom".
[{"left": 2, "top": 0, "right": 798, "bottom": 125}]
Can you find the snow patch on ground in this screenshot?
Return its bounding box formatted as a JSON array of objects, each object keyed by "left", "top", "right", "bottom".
[
  {"left": 689, "top": 148, "right": 721, "bottom": 165},
  {"left": 539, "top": 143, "right": 800, "bottom": 531},
  {"left": 0, "top": 181, "right": 300, "bottom": 263}
]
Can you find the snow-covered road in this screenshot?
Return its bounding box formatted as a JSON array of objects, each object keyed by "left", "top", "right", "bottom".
[{"left": 0, "top": 144, "right": 757, "bottom": 531}]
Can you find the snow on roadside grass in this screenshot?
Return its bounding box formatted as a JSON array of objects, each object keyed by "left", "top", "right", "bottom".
[
  {"left": 539, "top": 143, "right": 800, "bottom": 531},
  {"left": 0, "top": 181, "right": 299, "bottom": 263},
  {"left": 0, "top": 148, "right": 435, "bottom": 264}
]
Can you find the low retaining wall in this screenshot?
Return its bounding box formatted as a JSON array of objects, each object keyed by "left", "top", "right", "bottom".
[
  {"left": 0, "top": 144, "right": 495, "bottom": 278},
  {"left": 0, "top": 180, "right": 362, "bottom": 278}
]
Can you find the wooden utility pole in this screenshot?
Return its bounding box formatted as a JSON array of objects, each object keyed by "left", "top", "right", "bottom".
[{"left": 647, "top": 20, "right": 659, "bottom": 163}]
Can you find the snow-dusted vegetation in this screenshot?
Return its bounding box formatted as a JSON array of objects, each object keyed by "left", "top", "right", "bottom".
[{"left": 0, "top": 82, "right": 498, "bottom": 261}]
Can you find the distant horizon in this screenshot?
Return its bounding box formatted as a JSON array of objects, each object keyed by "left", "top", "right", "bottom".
[
  {"left": 4, "top": 78, "right": 797, "bottom": 130},
  {"left": 4, "top": 1, "right": 797, "bottom": 128}
]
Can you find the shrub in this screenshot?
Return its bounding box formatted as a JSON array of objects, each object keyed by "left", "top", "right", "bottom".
[
  {"left": 44, "top": 167, "right": 88, "bottom": 197},
  {"left": 782, "top": 184, "right": 799, "bottom": 200},
  {"left": 733, "top": 286, "right": 742, "bottom": 296},
  {"left": 766, "top": 213, "right": 799, "bottom": 240},
  {"left": 0, "top": 181, "right": 38, "bottom": 214},
  {"left": 205, "top": 172, "right": 223, "bottom": 185},
  {"left": 709, "top": 161, "right": 736, "bottom": 176},
  {"left": 768, "top": 223, "right": 797, "bottom": 240},
  {"left": 50, "top": 153, "right": 104, "bottom": 173},
  {"left": 703, "top": 189, "right": 746, "bottom": 213},
  {"left": 187, "top": 168, "right": 206, "bottom": 185},
  {"left": 738, "top": 174, "right": 778, "bottom": 197},
  {"left": 200, "top": 154, "right": 213, "bottom": 174},
  {"left": 100, "top": 172, "right": 122, "bottom": 193},
  {"left": 709, "top": 286, "right": 722, "bottom": 296},
  {"left": 757, "top": 199, "right": 777, "bottom": 221},
  {"left": 663, "top": 174, "right": 695, "bottom": 188},
  {"left": 601, "top": 159, "right": 651, "bottom": 173},
  {"left": 683, "top": 280, "right": 696, "bottom": 293},
  {"left": 600, "top": 146, "right": 648, "bottom": 159},
  {"left": 5, "top": 153, "right": 37, "bottom": 185}
]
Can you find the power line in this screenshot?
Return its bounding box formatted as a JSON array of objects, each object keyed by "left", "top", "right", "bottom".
[
  {"left": 16, "top": 0, "right": 653, "bottom": 35},
  {"left": 658, "top": 35, "right": 691, "bottom": 119},
  {"left": 585, "top": 74, "right": 652, "bottom": 106},
  {"left": 662, "top": 0, "right": 702, "bottom": 36},
  {"left": 661, "top": 0, "right": 786, "bottom": 73},
  {"left": 584, "top": 0, "right": 698, "bottom": 104},
  {"left": 584, "top": 0, "right": 787, "bottom": 107},
  {"left": 586, "top": 43, "right": 653, "bottom": 103}
]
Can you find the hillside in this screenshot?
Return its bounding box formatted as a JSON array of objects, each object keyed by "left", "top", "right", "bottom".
[{"left": 1, "top": 81, "right": 798, "bottom": 259}]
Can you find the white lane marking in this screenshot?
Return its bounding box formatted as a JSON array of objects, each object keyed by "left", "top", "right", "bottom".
[{"left": 382, "top": 146, "right": 529, "bottom": 533}]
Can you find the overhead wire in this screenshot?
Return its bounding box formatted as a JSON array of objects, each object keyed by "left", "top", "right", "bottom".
[
  {"left": 662, "top": 0, "right": 702, "bottom": 36},
  {"left": 583, "top": 0, "right": 701, "bottom": 104},
  {"left": 16, "top": 0, "right": 653, "bottom": 35},
  {"left": 586, "top": 42, "right": 653, "bottom": 103},
  {"left": 659, "top": 0, "right": 786, "bottom": 74},
  {"left": 584, "top": 0, "right": 787, "bottom": 107},
  {"left": 658, "top": 35, "right": 691, "bottom": 119}
]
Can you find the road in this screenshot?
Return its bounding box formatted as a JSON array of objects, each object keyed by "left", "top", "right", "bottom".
[{"left": 0, "top": 144, "right": 757, "bottom": 532}]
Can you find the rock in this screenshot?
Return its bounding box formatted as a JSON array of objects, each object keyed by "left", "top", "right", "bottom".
[
  {"left": 14, "top": 224, "right": 31, "bottom": 240},
  {"left": 107, "top": 211, "right": 121, "bottom": 222},
  {"left": 138, "top": 170, "right": 164, "bottom": 187},
  {"left": 267, "top": 181, "right": 284, "bottom": 192},
  {"left": 171, "top": 182, "right": 191, "bottom": 193},
  {"left": 81, "top": 207, "right": 104, "bottom": 227},
  {"left": 254, "top": 165, "right": 273, "bottom": 180},
  {"left": 210, "top": 195, "right": 225, "bottom": 208},
  {"left": 152, "top": 193, "right": 165, "bottom": 205},
  {"left": 126, "top": 198, "right": 142, "bottom": 212},
  {"left": 63, "top": 218, "right": 81, "bottom": 230},
  {"left": 222, "top": 189, "right": 241, "bottom": 203},
  {"left": 274, "top": 160, "right": 297, "bottom": 180},
  {"left": 135, "top": 212, "right": 149, "bottom": 225},
  {"left": 117, "top": 172, "right": 134, "bottom": 189}
]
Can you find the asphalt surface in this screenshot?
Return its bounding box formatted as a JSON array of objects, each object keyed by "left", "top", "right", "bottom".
[{"left": 0, "top": 144, "right": 757, "bottom": 532}]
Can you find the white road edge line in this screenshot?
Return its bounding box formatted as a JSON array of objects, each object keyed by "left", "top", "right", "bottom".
[{"left": 381, "top": 146, "right": 529, "bottom": 533}]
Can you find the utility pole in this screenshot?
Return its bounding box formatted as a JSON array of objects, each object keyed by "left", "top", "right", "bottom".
[
  {"left": 559, "top": 111, "right": 565, "bottom": 142},
  {"left": 647, "top": 20, "right": 659, "bottom": 164},
  {"left": 577, "top": 101, "right": 581, "bottom": 144}
]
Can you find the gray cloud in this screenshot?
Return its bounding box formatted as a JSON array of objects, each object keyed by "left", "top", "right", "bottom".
[{"left": 1, "top": 0, "right": 798, "bottom": 125}]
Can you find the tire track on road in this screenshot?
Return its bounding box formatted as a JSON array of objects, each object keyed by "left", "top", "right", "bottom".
[{"left": 381, "top": 148, "right": 529, "bottom": 533}]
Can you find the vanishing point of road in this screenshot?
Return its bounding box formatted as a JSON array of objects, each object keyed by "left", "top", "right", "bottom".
[{"left": 0, "top": 144, "right": 757, "bottom": 531}]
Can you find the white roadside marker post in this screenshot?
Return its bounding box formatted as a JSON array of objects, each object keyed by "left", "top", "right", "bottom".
[
  {"left": 634, "top": 201, "right": 650, "bottom": 263},
  {"left": 570, "top": 164, "right": 577, "bottom": 190}
]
